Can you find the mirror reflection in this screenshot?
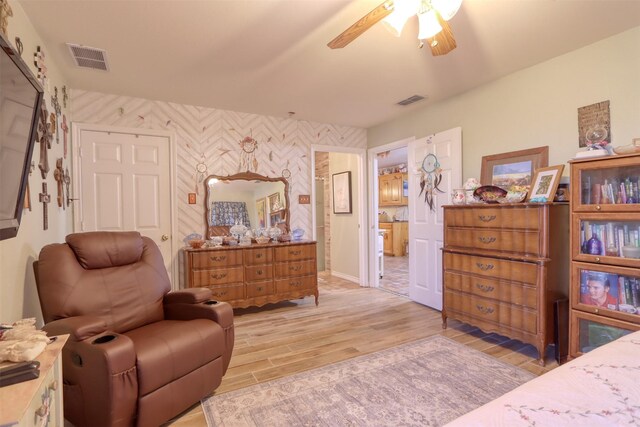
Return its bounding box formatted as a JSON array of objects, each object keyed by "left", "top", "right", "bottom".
[{"left": 205, "top": 172, "right": 289, "bottom": 239}]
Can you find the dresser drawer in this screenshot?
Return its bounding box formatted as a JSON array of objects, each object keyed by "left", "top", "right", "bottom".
[
  {"left": 445, "top": 227, "right": 542, "bottom": 256},
  {"left": 274, "top": 244, "right": 315, "bottom": 262},
  {"left": 190, "top": 249, "right": 243, "bottom": 269},
  {"left": 444, "top": 252, "right": 538, "bottom": 285},
  {"left": 191, "top": 266, "right": 244, "bottom": 286},
  {"left": 208, "top": 283, "right": 245, "bottom": 301},
  {"left": 275, "top": 275, "right": 316, "bottom": 293},
  {"left": 246, "top": 281, "right": 274, "bottom": 298},
  {"left": 245, "top": 264, "right": 273, "bottom": 282},
  {"left": 444, "top": 271, "right": 537, "bottom": 309},
  {"left": 445, "top": 290, "right": 537, "bottom": 334},
  {"left": 446, "top": 206, "right": 541, "bottom": 230},
  {"left": 275, "top": 260, "right": 316, "bottom": 278},
  {"left": 243, "top": 247, "right": 273, "bottom": 265}
]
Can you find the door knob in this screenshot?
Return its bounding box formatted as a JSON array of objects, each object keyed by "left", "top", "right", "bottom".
[{"left": 161, "top": 234, "right": 169, "bottom": 241}]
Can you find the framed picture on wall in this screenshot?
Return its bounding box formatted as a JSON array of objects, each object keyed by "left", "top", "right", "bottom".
[
  {"left": 480, "top": 146, "right": 548, "bottom": 188},
  {"left": 332, "top": 171, "right": 352, "bottom": 214}
]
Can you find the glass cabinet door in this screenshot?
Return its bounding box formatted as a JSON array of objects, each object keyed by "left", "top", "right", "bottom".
[
  {"left": 572, "top": 262, "right": 640, "bottom": 323},
  {"left": 571, "top": 310, "right": 638, "bottom": 356},
  {"left": 573, "top": 215, "right": 640, "bottom": 267},
  {"left": 572, "top": 155, "right": 640, "bottom": 212}
]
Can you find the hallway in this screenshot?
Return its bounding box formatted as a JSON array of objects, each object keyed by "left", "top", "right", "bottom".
[{"left": 379, "top": 255, "right": 409, "bottom": 297}]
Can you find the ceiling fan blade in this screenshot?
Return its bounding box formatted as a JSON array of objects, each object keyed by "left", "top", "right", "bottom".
[
  {"left": 328, "top": 1, "right": 394, "bottom": 49},
  {"left": 426, "top": 11, "right": 456, "bottom": 56}
]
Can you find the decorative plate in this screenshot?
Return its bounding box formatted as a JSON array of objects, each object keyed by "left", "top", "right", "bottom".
[
  {"left": 473, "top": 185, "right": 508, "bottom": 203},
  {"left": 497, "top": 190, "right": 528, "bottom": 204}
]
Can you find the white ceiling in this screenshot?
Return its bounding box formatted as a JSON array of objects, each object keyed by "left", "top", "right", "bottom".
[{"left": 18, "top": 0, "right": 640, "bottom": 129}]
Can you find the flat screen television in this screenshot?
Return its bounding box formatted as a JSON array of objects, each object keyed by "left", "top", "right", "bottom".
[{"left": 0, "top": 33, "right": 44, "bottom": 241}]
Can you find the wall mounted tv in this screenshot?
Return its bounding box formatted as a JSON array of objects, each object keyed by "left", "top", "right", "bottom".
[{"left": 0, "top": 33, "right": 44, "bottom": 240}]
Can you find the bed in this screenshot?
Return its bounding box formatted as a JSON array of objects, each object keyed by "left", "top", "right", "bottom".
[{"left": 445, "top": 330, "right": 640, "bottom": 426}]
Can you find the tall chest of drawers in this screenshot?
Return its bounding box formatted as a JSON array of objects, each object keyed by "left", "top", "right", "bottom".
[
  {"left": 442, "top": 203, "right": 569, "bottom": 365},
  {"left": 183, "top": 241, "right": 318, "bottom": 309}
]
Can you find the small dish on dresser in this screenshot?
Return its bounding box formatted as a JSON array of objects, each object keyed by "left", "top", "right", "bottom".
[
  {"left": 255, "top": 236, "right": 270, "bottom": 245},
  {"left": 188, "top": 239, "right": 205, "bottom": 249},
  {"left": 497, "top": 191, "right": 528, "bottom": 204}
]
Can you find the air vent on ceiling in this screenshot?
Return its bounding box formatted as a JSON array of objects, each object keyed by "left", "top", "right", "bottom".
[
  {"left": 397, "top": 95, "right": 425, "bottom": 106},
  {"left": 66, "top": 43, "right": 109, "bottom": 71}
]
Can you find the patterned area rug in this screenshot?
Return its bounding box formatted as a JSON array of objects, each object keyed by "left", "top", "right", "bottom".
[{"left": 202, "top": 335, "right": 535, "bottom": 426}]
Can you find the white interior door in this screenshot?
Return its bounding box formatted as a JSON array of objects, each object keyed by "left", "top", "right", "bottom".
[
  {"left": 77, "top": 129, "right": 173, "bottom": 273},
  {"left": 408, "top": 127, "right": 461, "bottom": 309}
]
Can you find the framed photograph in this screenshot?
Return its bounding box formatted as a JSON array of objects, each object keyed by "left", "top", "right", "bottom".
[
  {"left": 256, "top": 197, "right": 266, "bottom": 228},
  {"left": 268, "top": 192, "right": 281, "bottom": 212},
  {"left": 527, "top": 164, "right": 564, "bottom": 201},
  {"left": 480, "top": 146, "right": 548, "bottom": 188},
  {"left": 332, "top": 171, "right": 352, "bottom": 214}
]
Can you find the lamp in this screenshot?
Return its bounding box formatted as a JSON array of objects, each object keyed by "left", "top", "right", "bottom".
[{"left": 382, "top": 0, "right": 462, "bottom": 41}]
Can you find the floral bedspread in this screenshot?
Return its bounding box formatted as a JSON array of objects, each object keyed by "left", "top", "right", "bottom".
[{"left": 445, "top": 330, "right": 640, "bottom": 426}]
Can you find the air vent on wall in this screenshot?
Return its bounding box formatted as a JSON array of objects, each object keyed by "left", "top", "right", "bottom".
[
  {"left": 66, "top": 43, "right": 109, "bottom": 71},
  {"left": 397, "top": 95, "right": 425, "bottom": 106}
]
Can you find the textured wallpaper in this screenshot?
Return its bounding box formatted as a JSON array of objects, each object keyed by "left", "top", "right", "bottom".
[{"left": 70, "top": 89, "right": 366, "bottom": 249}]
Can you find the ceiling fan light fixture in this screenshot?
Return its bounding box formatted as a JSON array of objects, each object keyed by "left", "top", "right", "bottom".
[
  {"left": 430, "top": 0, "right": 462, "bottom": 21},
  {"left": 417, "top": 9, "right": 442, "bottom": 40},
  {"left": 382, "top": 0, "right": 420, "bottom": 36}
]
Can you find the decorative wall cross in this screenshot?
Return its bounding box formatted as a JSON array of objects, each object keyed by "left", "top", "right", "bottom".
[
  {"left": 49, "top": 112, "right": 57, "bottom": 145},
  {"left": 54, "top": 158, "right": 64, "bottom": 209},
  {"left": 33, "top": 46, "right": 47, "bottom": 88},
  {"left": 39, "top": 183, "right": 50, "bottom": 230},
  {"left": 37, "top": 102, "right": 52, "bottom": 179},
  {"left": 61, "top": 86, "right": 68, "bottom": 108},
  {"left": 63, "top": 168, "right": 71, "bottom": 207},
  {"left": 0, "top": 0, "right": 13, "bottom": 38},
  {"left": 61, "top": 115, "right": 68, "bottom": 158}
]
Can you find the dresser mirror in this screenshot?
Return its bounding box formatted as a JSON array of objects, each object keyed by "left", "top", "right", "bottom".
[{"left": 204, "top": 172, "right": 290, "bottom": 239}]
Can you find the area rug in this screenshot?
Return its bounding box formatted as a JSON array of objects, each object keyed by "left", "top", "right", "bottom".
[{"left": 202, "top": 335, "right": 536, "bottom": 426}]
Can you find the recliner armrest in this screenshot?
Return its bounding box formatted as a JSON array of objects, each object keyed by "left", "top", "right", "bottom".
[
  {"left": 43, "top": 316, "right": 108, "bottom": 341},
  {"left": 163, "top": 288, "right": 212, "bottom": 304}
]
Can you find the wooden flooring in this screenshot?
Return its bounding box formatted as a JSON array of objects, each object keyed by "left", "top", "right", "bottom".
[{"left": 168, "top": 272, "right": 558, "bottom": 426}]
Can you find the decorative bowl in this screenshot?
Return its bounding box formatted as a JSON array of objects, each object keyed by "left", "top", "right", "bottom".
[
  {"left": 473, "top": 185, "right": 508, "bottom": 203},
  {"left": 255, "top": 236, "right": 270, "bottom": 245},
  {"left": 622, "top": 245, "right": 640, "bottom": 259},
  {"left": 497, "top": 191, "right": 528, "bottom": 204},
  {"left": 223, "top": 236, "right": 238, "bottom": 245},
  {"left": 207, "top": 236, "right": 223, "bottom": 247},
  {"left": 188, "top": 239, "right": 205, "bottom": 249},
  {"left": 292, "top": 228, "right": 305, "bottom": 241},
  {"left": 278, "top": 234, "right": 292, "bottom": 242}
]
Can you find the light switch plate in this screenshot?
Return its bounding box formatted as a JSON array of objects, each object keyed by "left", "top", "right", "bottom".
[
  {"left": 188, "top": 193, "right": 196, "bottom": 204},
  {"left": 299, "top": 195, "right": 310, "bottom": 204}
]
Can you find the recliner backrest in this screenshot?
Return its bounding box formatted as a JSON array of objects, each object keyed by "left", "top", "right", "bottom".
[{"left": 36, "top": 231, "right": 170, "bottom": 333}]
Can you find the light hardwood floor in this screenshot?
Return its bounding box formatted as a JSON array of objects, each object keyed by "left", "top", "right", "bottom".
[{"left": 168, "top": 272, "right": 558, "bottom": 426}]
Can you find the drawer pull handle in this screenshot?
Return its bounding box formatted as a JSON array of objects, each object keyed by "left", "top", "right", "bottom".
[
  {"left": 478, "top": 215, "right": 496, "bottom": 222},
  {"left": 594, "top": 257, "right": 601, "bottom": 262},
  {"left": 49, "top": 380, "right": 58, "bottom": 391},
  {"left": 210, "top": 255, "right": 227, "bottom": 262},
  {"left": 478, "top": 236, "right": 496, "bottom": 244},
  {"left": 476, "top": 262, "right": 494, "bottom": 271},
  {"left": 476, "top": 304, "right": 494, "bottom": 314},
  {"left": 213, "top": 290, "right": 228, "bottom": 297},
  {"left": 257, "top": 286, "right": 263, "bottom": 292},
  {"left": 257, "top": 269, "right": 263, "bottom": 275},
  {"left": 476, "top": 283, "right": 495, "bottom": 292},
  {"left": 211, "top": 272, "right": 228, "bottom": 280},
  {"left": 256, "top": 253, "right": 263, "bottom": 258},
  {"left": 289, "top": 250, "right": 302, "bottom": 256},
  {"left": 291, "top": 281, "right": 302, "bottom": 286},
  {"left": 290, "top": 265, "right": 302, "bottom": 272}
]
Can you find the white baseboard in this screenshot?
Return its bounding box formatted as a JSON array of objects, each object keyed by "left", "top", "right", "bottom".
[{"left": 330, "top": 270, "right": 360, "bottom": 284}]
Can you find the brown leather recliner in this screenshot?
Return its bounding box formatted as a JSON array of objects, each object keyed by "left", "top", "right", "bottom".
[{"left": 34, "top": 231, "right": 234, "bottom": 427}]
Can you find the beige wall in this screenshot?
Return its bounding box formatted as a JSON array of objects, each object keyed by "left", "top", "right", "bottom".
[
  {"left": 368, "top": 26, "right": 640, "bottom": 181},
  {"left": 329, "top": 152, "right": 360, "bottom": 280},
  {"left": 0, "top": 1, "right": 71, "bottom": 323}
]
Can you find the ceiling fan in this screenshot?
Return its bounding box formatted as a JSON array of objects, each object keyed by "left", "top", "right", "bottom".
[{"left": 328, "top": 0, "right": 462, "bottom": 56}]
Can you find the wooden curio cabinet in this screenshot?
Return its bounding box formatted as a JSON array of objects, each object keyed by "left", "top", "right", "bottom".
[{"left": 569, "top": 153, "right": 640, "bottom": 359}]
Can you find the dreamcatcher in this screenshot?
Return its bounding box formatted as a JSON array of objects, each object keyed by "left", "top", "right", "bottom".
[
  {"left": 194, "top": 153, "right": 208, "bottom": 194},
  {"left": 238, "top": 135, "right": 258, "bottom": 172},
  {"left": 418, "top": 153, "right": 444, "bottom": 212}
]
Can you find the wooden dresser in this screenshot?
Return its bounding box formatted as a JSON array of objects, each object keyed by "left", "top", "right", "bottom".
[
  {"left": 442, "top": 203, "right": 569, "bottom": 365},
  {"left": 183, "top": 241, "right": 318, "bottom": 308},
  {"left": 0, "top": 335, "right": 68, "bottom": 427}
]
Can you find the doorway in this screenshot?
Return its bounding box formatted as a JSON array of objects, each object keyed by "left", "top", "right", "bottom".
[
  {"left": 377, "top": 147, "right": 409, "bottom": 296},
  {"left": 311, "top": 146, "right": 366, "bottom": 285}
]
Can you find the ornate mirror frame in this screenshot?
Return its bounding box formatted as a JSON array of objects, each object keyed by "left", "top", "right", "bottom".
[{"left": 204, "top": 171, "right": 290, "bottom": 239}]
